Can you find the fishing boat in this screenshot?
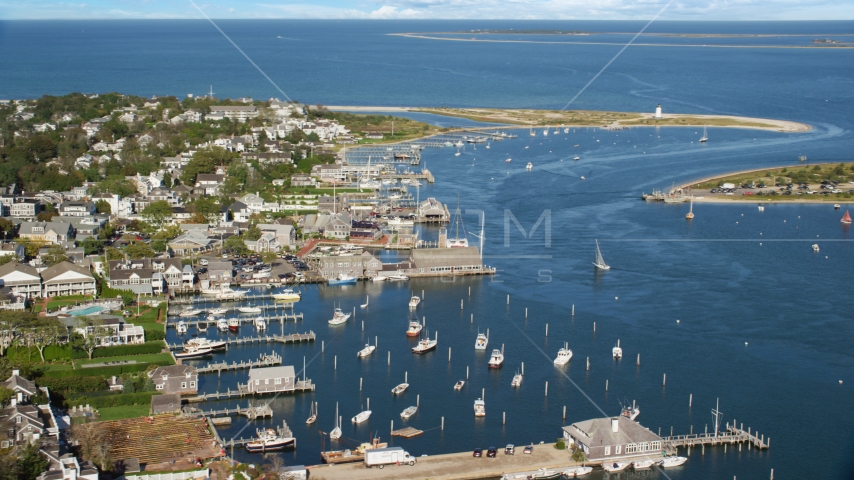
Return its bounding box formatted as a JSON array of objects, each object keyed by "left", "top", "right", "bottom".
[
  {"left": 408, "top": 296, "right": 421, "bottom": 309},
  {"left": 391, "top": 383, "right": 409, "bottom": 395},
  {"left": 217, "top": 319, "right": 229, "bottom": 332},
  {"left": 330, "top": 403, "right": 341, "bottom": 440},
  {"left": 632, "top": 459, "right": 655, "bottom": 470},
  {"left": 511, "top": 371, "right": 523, "bottom": 388},
  {"left": 842, "top": 210, "right": 852, "bottom": 224},
  {"left": 593, "top": 239, "right": 610, "bottom": 270},
  {"left": 412, "top": 331, "right": 438, "bottom": 354},
  {"left": 658, "top": 455, "right": 688, "bottom": 467},
  {"left": 554, "top": 347, "right": 573, "bottom": 365},
  {"left": 174, "top": 345, "right": 214, "bottom": 360},
  {"left": 351, "top": 410, "right": 371, "bottom": 424},
  {"left": 400, "top": 406, "right": 417, "bottom": 419},
  {"left": 357, "top": 344, "right": 375, "bottom": 358},
  {"left": 272, "top": 288, "right": 301, "bottom": 301},
  {"left": 178, "top": 308, "right": 203, "bottom": 317},
  {"left": 474, "top": 398, "right": 485, "bottom": 417},
  {"left": 329, "top": 307, "right": 351, "bottom": 326},
  {"left": 561, "top": 466, "right": 593, "bottom": 477},
  {"left": 602, "top": 462, "right": 631, "bottom": 473},
  {"left": 176, "top": 321, "right": 187, "bottom": 334},
  {"left": 254, "top": 316, "right": 266, "bottom": 330},
  {"left": 454, "top": 380, "right": 465, "bottom": 390},
  {"left": 686, "top": 196, "right": 695, "bottom": 219},
  {"left": 621, "top": 404, "right": 640, "bottom": 421},
  {"left": 306, "top": 402, "right": 317, "bottom": 425},
  {"left": 328, "top": 274, "right": 357, "bottom": 286},
  {"left": 699, "top": 125, "right": 708, "bottom": 143},
  {"left": 526, "top": 162, "right": 533, "bottom": 171},
  {"left": 208, "top": 307, "right": 229, "bottom": 315},
  {"left": 488, "top": 349, "right": 504, "bottom": 368},
  {"left": 238, "top": 306, "right": 262, "bottom": 314},
  {"left": 613, "top": 339, "right": 623, "bottom": 359},
  {"left": 475, "top": 331, "right": 488, "bottom": 350},
  {"left": 406, "top": 319, "right": 423, "bottom": 337},
  {"left": 245, "top": 428, "right": 295, "bottom": 452},
  {"left": 228, "top": 318, "right": 240, "bottom": 332}
]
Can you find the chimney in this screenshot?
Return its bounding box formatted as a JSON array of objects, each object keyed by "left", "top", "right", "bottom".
[
  {"left": 611, "top": 417, "right": 619, "bottom": 433},
  {"left": 112, "top": 376, "right": 117, "bottom": 385},
  {"left": 12, "top": 369, "right": 19, "bottom": 376}
]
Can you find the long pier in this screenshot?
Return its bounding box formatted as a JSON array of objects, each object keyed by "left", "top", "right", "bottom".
[
  {"left": 167, "top": 332, "right": 316, "bottom": 350},
  {"left": 184, "top": 402, "right": 274, "bottom": 420},
  {"left": 169, "top": 294, "right": 300, "bottom": 307},
  {"left": 663, "top": 424, "right": 769, "bottom": 450},
  {"left": 196, "top": 352, "right": 282, "bottom": 374},
  {"left": 191, "top": 379, "right": 315, "bottom": 401},
  {"left": 167, "top": 312, "right": 304, "bottom": 328}
]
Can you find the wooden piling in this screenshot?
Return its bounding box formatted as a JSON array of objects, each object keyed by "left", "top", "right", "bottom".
[
  {"left": 606, "top": 379, "right": 608, "bottom": 391},
  {"left": 441, "top": 416, "right": 444, "bottom": 430},
  {"left": 361, "top": 320, "right": 364, "bottom": 331},
  {"left": 586, "top": 357, "right": 590, "bottom": 371},
  {"left": 387, "top": 351, "right": 390, "bottom": 366},
  {"left": 461, "top": 299, "right": 464, "bottom": 310},
  {"left": 563, "top": 405, "right": 566, "bottom": 419},
  {"left": 525, "top": 308, "right": 528, "bottom": 318},
  {"left": 690, "top": 393, "right": 692, "bottom": 407},
  {"left": 545, "top": 323, "right": 549, "bottom": 336},
  {"left": 507, "top": 294, "right": 510, "bottom": 305},
  {"left": 521, "top": 362, "right": 524, "bottom": 375},
  {"left": 334, "top": 356, "right": 337, "bottom": 370},
  {"left": 322, "top": 340, "right": 325, "bottom": 353},
  {"left": 417, "top": 394, "right": 420, "bottom": 407},
  {"left": 448, "top": 347, "right": 452, "bottom": 362},
  {"left": 663, "top": 373, "right": 666, "bottom": 386},
  {"left": 503, "top": 412, "right": 506, "bottom": 424},
  {"left": 468, "top": 287, "right": 470, "bottom": 297},
  {"left": 545, "top": 381, "right": 548, "bottom": 396},
  {"left": 466, "top": 366, "right": 469, "bottom": 379},
  {"left": 637, "top": 353, "right": 640, "bottom": 366},
  {"left": 360, "top": 377, "right": 362, "bottom": 391},
  {"left": 470, "top": 314, "right": 473, "bottom": 324}
]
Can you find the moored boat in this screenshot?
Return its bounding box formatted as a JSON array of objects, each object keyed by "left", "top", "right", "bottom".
[
  {"left": 613, "top": 339, "right": 623, "bottom": 359},
  {"left": 501, "top": 468, "right": 560, "bottom": 480},
  {"left": 178, "top": 308, "right": 203, "bottom": 317},
  {"left": 561, "top": 466, "right": 593, "bottom": 477},
  {"left": 174, "top": 345, "right": 214, "bottom": 360},
  {"left": 554, "top": 347, "right": 573, "bottom": 365},
  {"left": 329, "top": 307, "right": 351, "bottom": 326},
  {"left": 245, "top": 428, "right": 295, "bottom": 452},
  {"left": 328, "top": 274, "right": 357, "bottom": 286},
  {"left": 217, "top": 319, "right": 229, "bottom": 332},
  {"left": 351, "top": 410, "right": 371, "bottom": 424},
  {"left": 659, "top": 455, "right": 688, "bottom": 467},
  {"left": 621, "top": 403, "right": 640, "bottom": 421},
  {"left": 357, "top": 344, "right": 375, "bottom": 358},
  {"left": 511, "top": 371, "right": 522, "bottom": 388},
  {"left": 392, "top": 383, "right": 409, "bottom": 395},
  {"left": 208, "top": 307, "right": 229, "bottom": 315},
  {"left": 474, "top": 398, "right": 485, "bottom": 417},
  {"left": 176, "top": 321, "right": 187, "bottom": 334},
  {"left": 306, "top": 402, "right": 317, "bottom": 425},
  {"left": 454, "top": 380, "right": 465, "bottom": 391},
  {"left": 272, "top": 288, "right": 301, "bottom": 301},
  {"left": 488, "top": 349, "right": 504, "bottom": 368},
  {"left": 475, "top": 331, "right": 488, "bottom": 350},
  {"left": 526, "top": 162, "right": 533, "bottom": 171},
  {"left": 632, "top": 459, "right": 655, "bottom": 470},
  {"left": 400, "top": 406, "right": 417, "bottom": 419},
  {"left": 842, "top": 210, "right": 852, "bottom": 224},
  {"left": 184, "top": 338, "right": 226, "bottom": 351},
  {"left": 238, "top": 306, "right": 262, "bottom": 314},
  {"left": 412, "top": 333, "right": 438, "bottom": 354},
  {"left": 602, "top": 462, "right": 630, "bottom": 473},
  {"left": 408, "top": 296, "right": 421, "bottom": 309},
  {"left": 254, "top": 316, "right": 266, "bottom": 330},
  {"left": 406, "top": 319, "right": 423, "bottom": 337},
  {"left": 227, "top": 318, "right": 240, "bottom": 332}
]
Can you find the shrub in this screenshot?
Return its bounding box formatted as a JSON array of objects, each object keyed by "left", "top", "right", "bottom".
[
  {"left": 91, "top": 341, "right": 165, "bottom": 358},
  {"left": 38, "top": 375, "right": 106, "bottom": 394},
  {"left": 66, "top": 390, "right": 156, "bottom": 409},
  {"left": 555, "top": 440, "right": 566, "bottom": 450},
  {"left": 144, "top": 329, "right": 165, "bottom": 341}
]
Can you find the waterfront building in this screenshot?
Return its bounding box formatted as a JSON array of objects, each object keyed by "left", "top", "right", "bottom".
[
  {"left": 148, "top": 365, "right": 198, "bottom": 395},
  {"left": 244, "top": 365, "right": 298, "bottom": 394},
  {"left": 562, "top": 416, "right": 663, "bottom": 461},
  {"left": 40, "top": 262, "right": 96, "bottom": 297},
  {"left": 409, "top": 247, "right": 483, "bottom": 275}
]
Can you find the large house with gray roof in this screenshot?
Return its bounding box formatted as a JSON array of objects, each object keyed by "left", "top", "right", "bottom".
[
  {"left": 40, "top": 261, "right": 96, "bottom": 297},
  {"left": 18, "top": 221, "right": 74, "bottom": 244},
  {"left": 409, "top": 247, "right": 483, "bottom": 275},
  {"left": 148, "top": 365, "right": 198, "bottom": 395},
  {"left": 243, "top": 365, "right": 297, "bottom": 394},
  {"left": 562, "top": 416, "right": 664, "bottom": 462},
  {"left": 0, "top": 262, "right": 42, "bottom": 298}
]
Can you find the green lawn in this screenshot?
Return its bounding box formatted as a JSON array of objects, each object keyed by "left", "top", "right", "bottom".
[
  {"left": 97, "top": 404, "right": 150, "bottom": 421},
  {"left": 78, "top": 352, "right": 174, "bottom": 367},
  {"left": 46, "top": 295, "right": 94, "bottom": 311},
  {"left": 132, "top": 303, "right": 167, "bottom": 331}
]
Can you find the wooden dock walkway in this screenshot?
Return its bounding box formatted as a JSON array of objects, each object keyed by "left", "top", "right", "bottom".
[
  {"left": 184, "top": 402, "right": 274, "bottom": 420},
  {"left": 391, "top": 427, "right": 423, "bottom": 438},
  {"left": 167, "top": 312, "right": 303, "bottom": 328},
  {"left": 663, "top": 423, "right": 769, "bottom": 450},
  {"left": 196, "top": 352, "right": 282, "bottom": 374},
  {"left": 167, "top": 331, "right": 315, "bottom": 350},
  {"left": 191, "top": 379, "right": 315, "bottom": 401}
]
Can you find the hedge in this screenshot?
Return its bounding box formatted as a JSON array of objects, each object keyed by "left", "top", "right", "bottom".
[
  {"left": 38, "top": 375, "right": 106, "bottom": 395},
  {"left": 66, "top": 391, "right": 157, "bottom": 409},
  {"left": 144, "top": 329, "right": 165, "bottom": 341},
  {"left": 7, "top": 341, "right": 164, "bottom": 361},
  {"left": 70, "top": 341, "right": 166, "bottom": 359},
  {"left": 40, "top": 361, "right": 171, "bottom": 379}
]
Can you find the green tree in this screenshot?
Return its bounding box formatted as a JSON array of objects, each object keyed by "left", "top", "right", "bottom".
[
  {"left": 244, "top": 225, "right": 262, "bottom": 241},
  {"left": 94, "top": 199, "right": 112, "bottom": 214},
  {"left": 180, "top": 146, "right": 235, "bottom": 185},
  {"left": 89, "top": 175, "right": 138, "bottom": 197},
  {"left": 0, "top": 387, "right": 13, "bottom": 408},
  {"left": 79, "top": 237, "right": 104, "bottom": 256},
  {"left": 223, "top": 235, "right": 249, "bottom": 255},
  {"left": 42, "top": 245, "right": 70, "bottom": 266},
  {"left": 28, "top": 321, "right": 65, "bottom": 362},
  {"left": 0, "top": 218, "right": 15, "bottom": 241},
  {"left": 151, "top": 239, "right": 168, "bottom": 253},
  {"left": 125, "top": 241, "right": 155, "bottom": 259},
  {"left": 27, "top": 135, "right": 58, "bottom": 160},
  {"left": 192, "top": 196, "right": 221, "bottom": 224},
  {"left": 260, "top": 251, "right": 277, "bottom": 263},
  {"left": 141, "top": 200, "right": 173, "bottom": 229}
]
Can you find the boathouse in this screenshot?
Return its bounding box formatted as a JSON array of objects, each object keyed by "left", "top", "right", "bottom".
[
  {"left": 409, "top": 246, "right": 483, "bottom": 275},
  {"left": 562, "top": 416, "right": 663, "bottom": 461},
  {"left": 244, "top": 365, "right": 297, "bottom": 394}
]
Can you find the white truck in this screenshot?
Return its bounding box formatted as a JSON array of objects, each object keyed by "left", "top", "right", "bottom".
[{"left": 364, "top": 447, "right": 416, "bottom": 469}]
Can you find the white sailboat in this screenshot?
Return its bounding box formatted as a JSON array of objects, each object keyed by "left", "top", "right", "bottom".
[
  {"left": 330, "top": 403, "right": 341, "bottom": 440},
  {"left": 446, "top": 195, "right": 469, "bottom": 248},
  {"left": 593, "top": 239, "right": 610, "bottom": 270},
  {"left": 306, "top": 402, "right": 317, "bottom": 425},
  {"left": 542, "top": 128, "right": 549, "bottom": 136},
  {"left": 699, "top": 125, "right": 708, "bottom": 143},
  {"left": 686, "top": 196, "right": 695, "bottom": 220},
  {"left": 351, "top": 410, "right": 371, "bottom": 424}
]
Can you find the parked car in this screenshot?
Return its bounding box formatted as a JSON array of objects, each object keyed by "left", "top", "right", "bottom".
[
  {"left": 523, "top": 445, "right": 533, "bottom": 454},
  {"left": 504, "top": 444, "right": 515, "bottom": 455},
  {"left": 472, "top": 448, "right": 482, "bottom": 458},
  {"left": 486, "top": 447, "right": 497, "bottom": 458}
]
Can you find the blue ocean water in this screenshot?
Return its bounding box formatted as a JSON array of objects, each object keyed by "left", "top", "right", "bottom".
[{"left": 3, "top": 19, "right": 854, "bottom": 479}]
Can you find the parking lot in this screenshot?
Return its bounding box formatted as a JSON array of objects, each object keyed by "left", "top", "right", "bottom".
[{"left": 700, "top": 179, "right": 854, "bottom": 200}]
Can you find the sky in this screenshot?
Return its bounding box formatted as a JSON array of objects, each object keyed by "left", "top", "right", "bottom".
[{"left": 0, "top": 0, "right": 852, "bottom": 20}]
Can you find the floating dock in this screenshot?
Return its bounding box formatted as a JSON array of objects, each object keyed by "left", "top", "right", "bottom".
[
  {"left": 663, "top": 424, "right": 769, "bottom": 450},
  {"left": 390, "top": 427, "right": 423, "bottom": 438}
]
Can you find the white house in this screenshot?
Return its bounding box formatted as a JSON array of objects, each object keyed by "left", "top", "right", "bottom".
[
  {"left": 0, "top": 263, "right": 42, "bottom": 298},
  {"left": 40, "top": 262, "right": 96, "bottom": 297}
]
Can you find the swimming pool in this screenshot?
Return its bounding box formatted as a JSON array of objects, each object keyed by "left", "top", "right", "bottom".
[{"left": 68, "top": 306, "right": 106, "bottom": 316}]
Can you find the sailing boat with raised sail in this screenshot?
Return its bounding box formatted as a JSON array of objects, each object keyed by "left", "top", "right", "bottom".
[
  {"left": 330, "top": 402, "right": 341, "bottom": 440},
  {"left": 699, "top": 125, "right": 708, "bottom": 143},
  {"left": 842, "top": 210, "right": 852, "bottom": 224},
  {"left": 686, "top": 196, "right": 695, "bottom": 220},
  {"left": 593, "top": 239, "right": 610, "bottom": 270},
  {"left": 446, "top": 196, "right": 469, "bottom": 248}
]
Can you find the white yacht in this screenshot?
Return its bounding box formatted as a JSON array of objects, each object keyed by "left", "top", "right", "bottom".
[
  {"left": 254, "top": 316, "right": 266, "bottom": 330},
  {"left": 554, "top": 347, "right": 573, "bottom": 365},
  {"left": 357, "top": 344, "right": 376, "bottom": 358},
  {"left": 328, "top": 307, "right": 351, "bottom": 326},
  {"left": 542, "top": 128, "right": 548, "bottom": 136},
  {"left": 572, "top": 156, "right": 580, "bottom": 161},
  {"left": 511, "top": 371, "right": 523, "bottom": 388},
  {"left": 176, "top": 321, "right": 188, "bottom": 334},
  {"left": 388, "top": 274, "right": 409, "bottom": 281},
  {"left": 400, "top": 406, "right": 417, "bottom": 419},
  {"left": 351, "top": 410, "right": 371, "bottom": 424},
  {"left": 699, "top": 125, "right": 708, "bottom": 143},
  {"left": 406, "top": 319, "right": 423, "bottom": 337},
  {"left": 217, "top": 319, "right": 229, "bottom": 332},
  {"left": 412, "top": 332, "right": 438, "bottom": 354},
  {"left": 174, "top": 345, "right": 214, "bottom": 360},
  {"left": 185, "top": 337, "right": 226, "bottom": 351},
  {"left": 526, "top": 162, "right": 533, "bottom": 171},
  {"left": 613, "top": 340, "right": 623, "bottom": 359},
  {"left": 475, "top": 331, "right": 488, "bottom": 350},
  {"left": 179, "top": 308, "right": 203, "bottom": 317},
  {"left": 245, "top": 428, "right": 295, "bottom": 452},
  {"left": 208, "top": 307, "right": 229, "bottom": 315},
  {"left": 474, "top": 398, "right": 485, "bottom": 417},
  {"left": 272, "top": 288, "right": 301, "bottom": 301},
  {"left": 238, "top": 306, "right": 262, "bottom": 314},
  {"left": 408, "top": 296, "right": 421, "bottom": 309},
  {"left": 659, "top": 456, "right": 688, "bottom": 468},
  {"left": 488, "top": 349, "right": 504, "bottom": 369}
]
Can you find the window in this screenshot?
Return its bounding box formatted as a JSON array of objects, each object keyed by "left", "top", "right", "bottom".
[
  {"left": 275, "top": 378, "right": 282, "bottom": 385},
  {"left": 255, "top": 379, "right": 260, "bottom": 385},
  {"left": 181, "top": 382, "right": 187, "bottom": 389},
  {"left": 156, "top": 384, "right": 164, "bottom": 390},
  {"left": 625, "top": 443, "right": 637, "bottom": 454},
  {"left": 265, "top": 379, "right": 269, "bottom": 385},
  {"left": 190, "top": 381, "right": 196, "bottom": 388},
  {"left": 639, "top": 442, "right": 649, "bottom": 452},
  {"left": 604, "top": 446, "right": 610, "bottom": 456},
  {"left": 651, "top": 441, "right": 661, "bottom": 451},
  {"left": 615, "top": 445, "right": 621, "bottom": 455}
]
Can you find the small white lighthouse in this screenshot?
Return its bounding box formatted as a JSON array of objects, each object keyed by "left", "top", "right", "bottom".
[{"left": 654, "top": 104, "right": 662, "bottom": 119}]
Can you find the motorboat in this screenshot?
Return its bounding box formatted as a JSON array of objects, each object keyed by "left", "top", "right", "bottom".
[
  {"left": 329, "top": 307, "right": 351, "bottom": 326},
  {"left": 474, "top": 398, "right": 485, "bottom": 417},
  {"left": 371, "top": 276, "right": 387, "bottom": 282},
  {"left": 217, "top": 319, "right": 229, "bottom": 332},
  {"left": 408, "top": 296, "right": 421, "bottom": 309},
  {"left": 511, "top": 372, "right": 523, "bottom": 388},
  {"left": 542, "top": 128, "right": 548, "bottom": 136},
  {"left": 176, "top": 321, "right": 188, "bottom": 334},
  {"left": 213, "top": 286, "right": 249, "bottom": 301},
  {"left": 391, "top": 383, "right": 409, "bottom": 395},
  {"left": 357, "top": 344, "right": 375, "bottom": 358},
  {"left": 602, "top": 462, "right": 631, "bottom": 473},
  {"left": 174, "top": 345, "right": 214, "bottom": 360},
  {"left": 526, "top": 162, "right": 533, "bottom": 171},
  {"left": 593, "top": 239, "right": 610, "bottom": 270},
  {"left": 758, "top": 205, "right": 765, "bottom": 212},
  {"left": 505, "top": 158, "right": 512, "bottom": 163},
  {"left": 834, "top": 203, "right": 841, "bottom": 210},
  {"left": 228, "top": 318, "right": 240, "bottom": 332},
  {"left": 406, "top": 320, "right": 423, "bottom": 337},
  {"left": 197, "top": 321, "right": 208, "bottom": 333},
  {"left": 328, "top": 274, "right": 357, "bottom": 286},
  {"left": 412, "top": 332, "right": 438, "bottom": 354},
  {"left": 622, "top": 404, "right": 640, "bottom": 421},
  {"left": 238, "top": 306, "right": 262, "bottom": 314},
  {"left": 185, "top": 337, "right": 226, "bottom": 351},
  {"left": 488, "top": 349, "right": 504, "bottom": 368},
  {"left": 580, "top": 176, "right": 586, "bottom": 180},
  {"left": 351, "top": 410, "right": 371, "bottom": 424},
  {"left": 454, "top": 380, "right": 465, "bottom": 390},
  {"left": 561, "top": 466, "right": 593, "bottom": 477},
  {"left": 387, "top": 274, "right": 409, "bottom": 281},
  {"left": 254, "top": 316, "right": 266, "bottom": 330},
  {"left": 659, "top": 455, "right": 688, "bottom": 467},
  {"left": 400, "top": 406, "right": 417, "bottom": 419},
  {"left": 272, "top": 288, "right": 301, "bottom": 301},
  {"left": 554, "top": 347, "right": 573, "bottom": 365},
  {"left": 245, "top": 428, "right": 295, "bottom": 452},
  {"left": 208, "top": 307, "right": 229, "bottom": 315},
  {"left": 501, "top": 468, "right": 561, "bottom": 480},
  {"left": 572, "top": 156, "right": 580, "bottom": 161},
  {"left": 632, "top": 459, "right": 655, "bottom": 470},
  {"left": 613, "top": 340, "right": 623, "bottom": 359},
  {"left": 475, "top": 331, "right": 488, "bottom": 350},
  {"left": 812, "top": 244, "right": 820, "bottom": 252},
  {"left": 178, "top": 308, "right": 203, "bottom": 317}
]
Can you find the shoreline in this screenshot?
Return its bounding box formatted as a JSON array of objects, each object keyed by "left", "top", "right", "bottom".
[{"left": 327, "top": 106, "right": 810, "bottom": 133}]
